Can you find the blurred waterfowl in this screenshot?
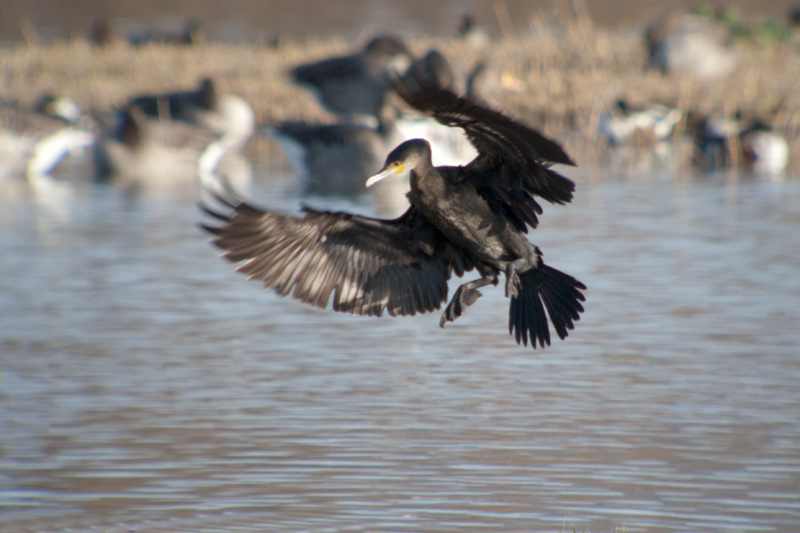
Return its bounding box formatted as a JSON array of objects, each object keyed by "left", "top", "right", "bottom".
[
  {"left": 598, "top": 99, "right": 682, "bottom": 146},
  {"left": 646, "top": 13, "right": 738, "bottom": 79},
  {"left": 0, "top": 99, "right": 94, "bottom": 181},
  {"left": 290, "top": 35, "right": 413, "bottom": 123},
  {"left": 89, "top": 17, "right": 204, "bottom": 48},
  {"left": 687, "top": 111, "right": 734, "bottom": 170},
  {"left": 267, "top": 74, "right": 477, "bottom": 198},
  {"left": 387, "top": 52, "right": 480, "bottom": 167},
  {"left": 94, "top": 105, "right": 245, "bottom": 194},
  {"left": 270, "top": 52, "right": 478, "bottom": 197},
  {"left": 88, "top": 19, "right": 126, "bottom": 48},
  {"left": 402, "top": 50, "right": 458, "bottom": 94},
  {"left": 457, "top": 13, "right": 491, "bottom": 50},
  {"left": 267, "top": 119, "right": 393, "bottom": 197},
  {"left": 131, "top": 18, "right": 205, "bottom": 46},
  {"left": 400, "top": 49, "right": 487, "bottom": 103},
  {"left": 740, "top": 124, "right": 789, "bottom": 175},
  {"left": 391, "top": 116, "right": 478, "bottom": 167},
  {"left": 202, "top": 73, "right": 585, "bottom": 349},
  {"left": 689, "top": 111, "right": 789, "bottom": 174},
  {"left": 267, "top": 114, "right": 475, "bottom": 198},
  {"left": 33, "top": 94, "right": 85, "bottom": 124},
  {"left": 128, "top": 77, "right": 255, "bottom": 151}
]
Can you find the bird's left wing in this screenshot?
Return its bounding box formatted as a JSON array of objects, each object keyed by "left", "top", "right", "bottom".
[{"left": 200, "top": 192, "right": 472, "bottom": 317}]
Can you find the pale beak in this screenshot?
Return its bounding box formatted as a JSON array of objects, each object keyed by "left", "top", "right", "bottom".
[{"left": 365, "top": 163, "right": 404, "bottom": 187}]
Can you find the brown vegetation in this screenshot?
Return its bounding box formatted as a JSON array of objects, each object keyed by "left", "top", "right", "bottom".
[{"left": 2, "top": 27, "right": 798, "bottom": 171}]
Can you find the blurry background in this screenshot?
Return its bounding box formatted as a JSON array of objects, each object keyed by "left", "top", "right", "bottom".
[{"left": 1, "top": 0, "right": 798, "bottom": 44}]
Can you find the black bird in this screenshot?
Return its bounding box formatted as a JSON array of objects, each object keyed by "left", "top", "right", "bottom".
[
  {"left": 127, "top": 77, "right": 256, "bottom": 151},
  {"left": 201, "top": 75, "right": 586, "bottom": 349},
  {"left": 129, "top": 77, "right": 219, "bottom": 121},
  {"left": 398, "top": 49, "right": 486, "bottom": 102},
  {"left": 290, "top": 35, "right": 412, "bottom": 123},
  {"left": 266, "top": 120, "right": 392, "bottom": 197},
  {"left": 402, "top": 50, "right": 457, "bottom": 93}
]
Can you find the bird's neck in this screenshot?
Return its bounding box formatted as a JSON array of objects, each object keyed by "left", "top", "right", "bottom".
[{"left": 409, "top": 165, "right": 446, "bottom": 205}]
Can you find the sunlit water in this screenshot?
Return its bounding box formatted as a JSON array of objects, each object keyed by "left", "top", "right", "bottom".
[{"left": 1, "top": 164, "right": 799, "bottom": 532}]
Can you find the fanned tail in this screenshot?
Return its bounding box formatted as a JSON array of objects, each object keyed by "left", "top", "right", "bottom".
[{"left": 509, "top": 264, "right": 586, "bottom": 349}]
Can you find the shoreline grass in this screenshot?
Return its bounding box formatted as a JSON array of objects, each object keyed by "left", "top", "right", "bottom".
[{"left": 2, "top": 28, "right": 798, "bottom": 172}]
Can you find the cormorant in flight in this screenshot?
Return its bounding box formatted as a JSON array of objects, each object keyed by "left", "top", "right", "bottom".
[{"left": 201, "top": 74, "right": 586, "bottom": 349}]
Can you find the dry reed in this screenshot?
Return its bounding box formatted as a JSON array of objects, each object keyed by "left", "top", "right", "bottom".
[{"left": 2, "top": 26, "right": 798, "bottom": 171}]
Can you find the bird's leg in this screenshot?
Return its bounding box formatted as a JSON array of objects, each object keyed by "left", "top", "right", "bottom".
[
  {"left": 505, "top": 257, "right": 536, "bottom": 297},
  {"left": 440, "top": 275, "right": 496, "bottom": 328},
  {"left": 505, "top": 260, "right": 524, "bottom": 298}
]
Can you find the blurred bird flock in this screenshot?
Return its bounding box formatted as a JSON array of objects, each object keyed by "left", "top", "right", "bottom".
[{"left": 2, "top": 2, "right": 799, "bottom": 188}]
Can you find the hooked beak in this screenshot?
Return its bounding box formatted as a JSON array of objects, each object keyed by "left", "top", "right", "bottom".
[{"left": 365, "top": 162, "right": 405, "bottom": 187}]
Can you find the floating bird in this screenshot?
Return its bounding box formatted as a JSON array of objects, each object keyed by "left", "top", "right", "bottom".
[
  {"left": 402, "top": 50, "right": 458, "bottom": 94},
  {"left": 33, "top": 94, "right": 85, "bottom": 123},
  {"left": 457, "top": 13, "right": 491, "bottom": 50},
  {"left": 598, "top": 99, "right": 682, "bottom": 146},
  {"left": 267, "top": 119, "right": 392, "bottom": 197},
  {"left": 266, "top": 102, "right": 476, "bottom": 197},
  {"left": 689, "top": 111, "right": 789, "bottom": 175},
  {"left": 646, "top": 13, "right": 738, "bottom": 79},
  {"left": 400, "top": 48, "right": 488, "bottom": 103},
  {"left": 290, "top": 35, "right": 413, "bottom": 123},
  {"left": 128, "top": 77, "right": 255, "bottom": 151},
  {"left": 130, "top": 17, "right": 205, "bottom": 46},
  {"left": 0, "top": 99, "right": 94, "bottom": 180},
  {"left": 202, "top": 73, "right": 585, "bottom": 349},
  {"left": 741, "top": 124, "right": 789, "bottom": 175},
  {"left": 89, "top": 17, "right": 204, "bottom": 48},
  {"left": 269, "top": 52, "right": 478, "bottom": 198},
  {"left": 266, "top": 117, "right": 412, "bottom": 217},
  {"left": 94, "top": 105, "right": 245, "bottom": 193}
]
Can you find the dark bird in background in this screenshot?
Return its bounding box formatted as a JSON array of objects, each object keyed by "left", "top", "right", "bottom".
[
  {"left": 127, "top": 77, "right": 255, "bottom": 151},
  {"left": 201, "top": 72, "right": 586, "bottom": 349},
  {"left": 457, "top": 13, "right": 491, "bottom": 50},
  {"left": 93, "top": 104, "right": 229, "bottom": 190},
  {"left": 401, "top": 49, "right": 487, "bottom": 102},
  {"left": 267, "top": 50, "right": 478, "bottom": 197},
  {"left": 129, "top": 77, "right": 220, "bottom": 121},
  {"left": 686, "top": 110, "right": 788, "bottom": 175},
  {"left": 290, "top": 35, "right": 412, "bottom": 123},
  {"left": 266, "top": 118, "right": 393, "bottom": 197},
  {"left": 88, "top": 17, "right": 204, "bottom": 48},
  {"left": 402, "top": 50, "right": 457, "bottom": 93}
]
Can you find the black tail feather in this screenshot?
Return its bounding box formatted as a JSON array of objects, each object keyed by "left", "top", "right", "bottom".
[{"left": 508, "top": 264, "right": 586, "bottom": 349}]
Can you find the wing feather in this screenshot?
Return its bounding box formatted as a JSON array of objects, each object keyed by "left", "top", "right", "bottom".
[
  {"left": 391, "top": 72, "right": 577, "bottom": 231},
  {"left": 201, "top": 191, "right": 473, "bottom": 317}
]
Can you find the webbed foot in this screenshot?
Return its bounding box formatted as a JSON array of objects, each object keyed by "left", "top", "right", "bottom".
[{"left": 440, "top": 285, "right": 484, "bottom": 327}]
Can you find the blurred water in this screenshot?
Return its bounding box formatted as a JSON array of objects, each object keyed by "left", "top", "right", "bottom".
[{"left": 1, "top": 166, "right": 799, "bottom": 532}]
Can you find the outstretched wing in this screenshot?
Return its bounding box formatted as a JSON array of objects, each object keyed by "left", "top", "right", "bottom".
[
  {"left": 200, "top": 192, "right": 473, "bottom": 317},
  {"left": 391, "top": 72, "right": 576, "bottom": 231}
]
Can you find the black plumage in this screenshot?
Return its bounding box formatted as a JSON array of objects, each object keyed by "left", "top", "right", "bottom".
[
  {"left": 290, "top": 35, "right": 412, "bottom": 122},
  {"left": 129, "top": 77, "right": 219, "bottom": 121},
  {"left": 201, "top": 74, "right": 585, "bottom": 349}
]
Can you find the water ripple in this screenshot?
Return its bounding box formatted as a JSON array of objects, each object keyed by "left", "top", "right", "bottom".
[{"left": 1, "top": 171, "right": 799, "bottom": 531}]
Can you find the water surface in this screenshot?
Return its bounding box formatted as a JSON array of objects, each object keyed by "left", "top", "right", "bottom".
[{"left": 1, "top": 167, "right": 799, "bottom": 532}]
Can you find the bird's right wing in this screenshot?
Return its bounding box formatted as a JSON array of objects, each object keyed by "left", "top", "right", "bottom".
[
  {"left": 200, "top": 192, "right": 473, "bottom": 317},
  {"left": 391, "top": 72, "right": 576, "bottom": 231}
]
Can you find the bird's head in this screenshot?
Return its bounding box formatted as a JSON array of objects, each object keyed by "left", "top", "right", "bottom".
[{"left": 366, "top": 138, "right": 431, "bottom": 187}]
